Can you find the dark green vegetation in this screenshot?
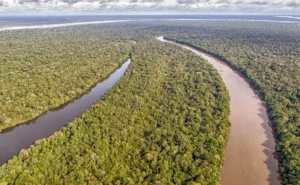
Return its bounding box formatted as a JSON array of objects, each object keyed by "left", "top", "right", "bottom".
[
  {"left": 1, "top": 20, "right": 299, "bottom": 184},
  {"left": 0, "top": 24, "right": 230, "bottom": 184},
  {"left": 0, "top": 27, "right": 133, "bottom": 130},
  {"left": 160, "top": 21, "right": 300, "bottom": 184}
]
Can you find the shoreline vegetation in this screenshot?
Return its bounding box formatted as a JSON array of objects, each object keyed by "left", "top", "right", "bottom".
[
  {"left": 159, "top": 36, "right": 279, "bottom": 185},
  {"left": 0, "top": 26, "right": 134, "bottom": 131},
  {"left": 0, "top": 57, "right": 131, "bottom": 133},
  {"left": 161, "top": 21, "right": 299, "bottom": 184},
  {"left": 0, "top": 38, "right": 230, "bottom": 184},
  {"left": 0, "top": 58, "right": 131, "bottom": 166},
  {"left": 0, "top": 20, "right": 298, "bottom": 184}
]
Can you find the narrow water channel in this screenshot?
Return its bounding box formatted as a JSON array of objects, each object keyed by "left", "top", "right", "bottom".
[
  {"left": 157, "top": 36, "right": 279, "bottom": 185},
  {"left": 0, "top": 58, "right": 131, "bottom": 165}
]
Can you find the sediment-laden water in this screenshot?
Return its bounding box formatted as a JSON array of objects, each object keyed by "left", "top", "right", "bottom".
[{"left": 158, "top": 36, "right": 279, "bottom": 185}]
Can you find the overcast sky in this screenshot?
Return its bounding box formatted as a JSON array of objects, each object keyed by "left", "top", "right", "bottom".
[{"left": 0, "top": 0, "right": 299, "bottom": 14}]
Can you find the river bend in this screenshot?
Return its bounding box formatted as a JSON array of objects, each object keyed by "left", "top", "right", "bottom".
[
  {"left": 157, "top": 36, "right": 279, "bottom": 185},
  {"left": 0, "top": 59, "right": 131, "bottom": 165}
]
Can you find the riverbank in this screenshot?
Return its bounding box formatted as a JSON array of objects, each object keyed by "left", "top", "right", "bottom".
[
  {"left": 158, "top": 36, "right": 279, "bottom": 185},
  {"left": 0, "top": 39, "right": 231, "bottom": 184},
  {"left": 0, "top": 58, "right": 131, "bottom": 165}
]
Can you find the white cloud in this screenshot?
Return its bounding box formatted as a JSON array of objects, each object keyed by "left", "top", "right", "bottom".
[{"left": 0, "top": 0, "right": 299, "bottom": 13}]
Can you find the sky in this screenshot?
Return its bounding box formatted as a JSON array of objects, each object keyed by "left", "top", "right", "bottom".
[{"left": 0, "top": 0, "right": 299, "bottom": 15}]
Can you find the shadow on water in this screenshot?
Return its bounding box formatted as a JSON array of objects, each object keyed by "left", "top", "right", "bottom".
[
  {"left": 225, "top": 63, "right": 281, "bottom": 184},
  {"left": 159, "top": 36, "right": 280, "bottom": 185},
  {"left": 0, "top": 58, "right": 131, "bottom": 165},
  {"left": 2, "top": 61, "right": 126, "bottom": 134},
  {"left": 257, "top": 103, "right": 282, "bottom": 185}
]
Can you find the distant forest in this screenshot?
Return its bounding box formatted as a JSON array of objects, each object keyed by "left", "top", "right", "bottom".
[{"left": 0, "top": 21, "right": 299, "bottom": 184}]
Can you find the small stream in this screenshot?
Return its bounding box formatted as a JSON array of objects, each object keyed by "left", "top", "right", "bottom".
[
  {"left": 158, "top": 36, "right": 279, "bottom": 185},
  {"left": 0, "top": 58, "right": 131, "bottom": 165}
]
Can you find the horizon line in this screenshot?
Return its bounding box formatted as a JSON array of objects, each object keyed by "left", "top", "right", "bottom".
[{"left": 0, "top": 13, "right": 300, "bottom": 16}]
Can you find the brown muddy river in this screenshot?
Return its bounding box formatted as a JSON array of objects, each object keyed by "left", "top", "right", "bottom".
[
  {"left": 157, "top": 36, "right": 279, "bottom": 185},
  {"left": 0, "top": 58, "right": 131, "bottom": 165}
]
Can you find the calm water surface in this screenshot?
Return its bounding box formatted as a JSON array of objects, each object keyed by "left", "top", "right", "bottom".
[
  {"left": 158, "top": 36, "right": 279, "bottom": 185},
  {"left": 0, "top": 59, "right": 131, "bottom": 165}
]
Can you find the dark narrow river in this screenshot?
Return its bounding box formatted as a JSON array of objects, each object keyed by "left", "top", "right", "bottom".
[
  {"left": 157, "top": 37, "right": 279, "bottom": 185},
  {"left": 0, "top": 58, "right": 131, "bottom": 165}
]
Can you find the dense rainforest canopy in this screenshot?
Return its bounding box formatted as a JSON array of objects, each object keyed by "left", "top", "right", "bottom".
[
  {"left": 0, "top": 24, "right": 230, "bottom": 184},
  {"left": 0, "top": 26, "right": 133, "bottom": 130},
  {"left": 0, "top": 20, "right": 299, "bottom": 184},
  {"left": 157, "top": 20, "right": 300, "bottom": 184}
]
